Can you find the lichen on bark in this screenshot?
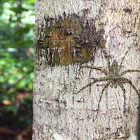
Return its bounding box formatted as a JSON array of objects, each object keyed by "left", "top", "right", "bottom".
[{"left": 35, "top": 11, "right": 106, "bottom": 67}]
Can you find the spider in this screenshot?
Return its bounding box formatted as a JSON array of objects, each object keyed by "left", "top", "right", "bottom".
[{"left": 74, "top": 46, "right": 140, "bottom": 121}]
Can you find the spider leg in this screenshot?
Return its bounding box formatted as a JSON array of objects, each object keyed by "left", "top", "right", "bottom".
[
  {"left": 101, "top": 48, "right": 111, "bottom": 70},
  {"left": 119, "top": 77, "right": 140, "bottom": 98},
  {"left": 80, "top": 66, "right": 108, "bottom": 75},
  {"left": 117, "top": 82, "right": 126, "bottom": 114},
  {"left": 120, "top": 69, "right": 140, "bottom": 76},
  {"left": 74, "top": 77, "right": 112, "bottom": 94},
  {"left": 93, "top": 81, "right": 111, "bottom": 122},
  {"left": 119, "top": 46, "right": 132, "bottom": 71}
]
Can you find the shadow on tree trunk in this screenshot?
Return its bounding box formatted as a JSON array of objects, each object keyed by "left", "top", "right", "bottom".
[{"left": 137, "top": 98, "right": 140, "bottom": 139}]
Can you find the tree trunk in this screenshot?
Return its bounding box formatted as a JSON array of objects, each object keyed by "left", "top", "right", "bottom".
[{"left": 33, "top": 0, "right": 140, "bottom": 139}]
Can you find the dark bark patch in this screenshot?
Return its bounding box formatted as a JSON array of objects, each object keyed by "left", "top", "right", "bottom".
[
  {"left": 123, "top": 7, "right": 132, "bottom": 14},
  {"left": 35, "top": 11, "right": 106, "bottom": 66}
]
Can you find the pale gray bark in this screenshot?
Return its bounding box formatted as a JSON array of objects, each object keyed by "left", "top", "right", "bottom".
[{"left": 33, "top": 0, "right": 140, "bottom": 139}]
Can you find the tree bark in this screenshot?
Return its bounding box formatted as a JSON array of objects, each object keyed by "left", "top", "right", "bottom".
[{"left": 33, "top": 0, "right": 140, "bottom": 139}]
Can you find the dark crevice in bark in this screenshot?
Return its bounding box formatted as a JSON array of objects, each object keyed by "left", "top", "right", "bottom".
[{"left": 137, "top": 98, "right": 140, "bottom": 138}]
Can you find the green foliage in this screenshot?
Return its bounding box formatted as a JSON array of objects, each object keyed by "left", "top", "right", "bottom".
[{"left": 0, "top": 0, "right": 34, "bottom": 120}]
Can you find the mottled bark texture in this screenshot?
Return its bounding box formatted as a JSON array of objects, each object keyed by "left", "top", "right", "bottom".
[{"left": 33, "top": 0, "right": 140, "bottom": 139}]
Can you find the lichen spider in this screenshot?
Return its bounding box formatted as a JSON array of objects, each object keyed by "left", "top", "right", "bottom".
[{"left": 74, "top": 46, "right": 140, "bottom": 121}]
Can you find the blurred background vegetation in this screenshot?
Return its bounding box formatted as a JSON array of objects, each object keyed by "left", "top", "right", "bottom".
[{"left": 0, "top": 0, "right": 34, "bottom": 139}]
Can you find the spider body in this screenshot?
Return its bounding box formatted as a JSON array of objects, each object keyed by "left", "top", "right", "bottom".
[
  {"left": 109, "top": 60, "right": 119, "bottom": 77},
  {"left": 108, "top": 60, "right": 119, "bottom": 86},
  {"left": 74, "top": 46, "right": 140, "bottom": 121}
]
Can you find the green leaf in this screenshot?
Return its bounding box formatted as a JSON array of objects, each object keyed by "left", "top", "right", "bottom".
[
  {"left": 27, "top": 0, "right": 34, "bottom": 4},
  {"left": 28, "top": 82, "right": 33, "bottom": 90},
  {"left": 3, "top": 105, "right": 18, "bottom": 116}
]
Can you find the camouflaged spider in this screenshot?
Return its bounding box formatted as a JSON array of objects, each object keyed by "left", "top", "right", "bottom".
[{"left": 74, "top": 46, "right": 140, "bottom": 119}]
